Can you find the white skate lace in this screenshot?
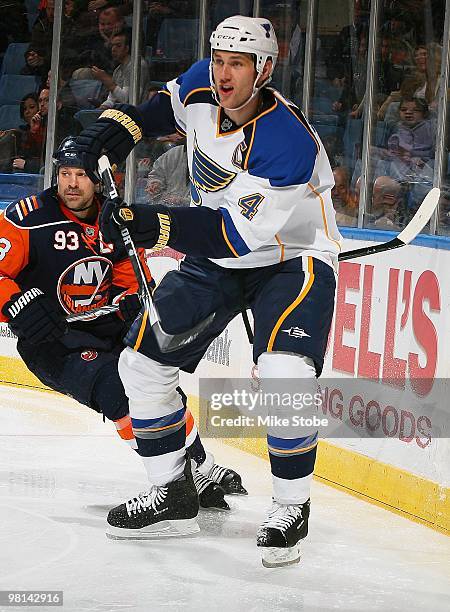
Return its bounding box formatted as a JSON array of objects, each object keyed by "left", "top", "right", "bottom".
[
  {"left": 261, "top": 501, "right": 303, "bottom": 531},
  {"left": 193, "top": 470, "right": 212, "bottom": 495},
  {"left": 207, "top": 464, "right": 229, "bottom": 484},
  {"left": 125, "top": 486, "right": 168, "bottom": 517}
]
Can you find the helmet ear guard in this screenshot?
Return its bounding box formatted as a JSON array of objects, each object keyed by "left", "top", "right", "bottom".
[
  {"left": 209, "top": 15, "right": 278, "bottom": 111},
  {"left": 52, "top": 136, "right": 101, "bottom": 188}
]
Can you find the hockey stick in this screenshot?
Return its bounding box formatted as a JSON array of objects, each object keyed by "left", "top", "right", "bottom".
[
  {"left": 76, "top": 155, "right": 215, "bottom": 352},
  {"left": 66, "top": 303, "right": 119, "bottom": 323},
  {"left": 67, "top": 188, "right": 441, "bottom": 323},
  {"left": 338, "top": 187, "right": 440, "bottom": 261}
]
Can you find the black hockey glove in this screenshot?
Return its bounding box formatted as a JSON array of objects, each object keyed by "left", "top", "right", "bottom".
[
  {"left": 118, "top": 293, "right": 142, "bottom": 327},
  {"left": 76, "top": 104, "right": 144, "bottom": 182},
  {"left": 100, "top": 197, "right": 175, "bottom": 250},
  {"left": 3, "top": 288, "right": 68, "bottom": 344}
]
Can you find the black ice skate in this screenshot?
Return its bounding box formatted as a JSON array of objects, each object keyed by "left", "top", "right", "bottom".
[
  {"left": 207, "top": 463, "right": 248, "bottom": 495},
  {"left": 256, "top": 499, "right": 310, "bottom": 568},
  {"left": 193, "top": 469, "right": 229, "bottom": 510},
  {"left": 106, "top": 459, "right": 200, "bottom": 539}
]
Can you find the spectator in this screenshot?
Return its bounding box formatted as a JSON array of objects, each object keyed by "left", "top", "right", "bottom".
[
  {"left": 332, "top": 27, "right": 368, "bottom": 118},
  {"left": 145, "top": 142, "right": 190, "bottom": 207},
  {"left": 378, "top": 43, "right": 443, "bottom": 123},
  {"left": 0, "top": 94, "right": 43, "bottom": 174},
  {"left": 381, "top": 7, "right": 415, "bottom": 59},
  {"left": 136, "top": 131, "right": 185, "bottom": 177},
  {"left": 97, "top": 5, "right": 125, "bottom": 51},
  {"left": 369, "top": 176, "right": 403, "bottom": 230},
  {"left": 70, "top": 4, "right": 125, "bottom": 76},
  {"left": 384, "top": 39, "right": 413, "bottom": 93},
  {"left": 12, "top": 87, "right": 81, "bottom": 174},
  {"left": 94, "top": 29, "right": 150, "bottom": 108},
  {"left": 326, "top": 0, "right": 367, "bottom": 82},
  {"left": 21, "top": 44, "right": 49, "bottom": 81},
  {"left": 332, "top": 166, "right": 358, "bottom": 226},
  {"left": 375, "top": 97, "right": 434, "bottom": 214},
  {"left": 11, "top": 90, "right": 48, "bottom": 173},
  {"left": 386, "top": 97, "right": 434, "bottom": 170},
  {"left": 0, "top": 1, "right": 29, "bottom": 55},
  {"left": 30, "top": 0, "right": 56, "bottom": 68}
]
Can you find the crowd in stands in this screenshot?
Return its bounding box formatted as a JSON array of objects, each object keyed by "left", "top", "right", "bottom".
[
  {"left": 310, "top": 0, "right": 448, "bottom": 231},
  {"left": 0, "top": 0, "right": 448, "bottom": 229}
]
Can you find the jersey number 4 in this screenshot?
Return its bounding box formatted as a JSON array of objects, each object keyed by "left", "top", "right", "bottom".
[{"left": 238, "top": 193, "right": 264, "bottom": 221}]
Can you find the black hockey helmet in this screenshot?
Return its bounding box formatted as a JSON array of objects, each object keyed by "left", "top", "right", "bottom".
[{"left": 52, "top": 136, "right": 101, "bottom": 187}]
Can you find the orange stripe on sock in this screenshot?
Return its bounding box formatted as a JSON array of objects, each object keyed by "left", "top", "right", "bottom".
[
  {"left": 185, "top": 409, "right": 194, "bottom": 436},
  {"left": 114, "top": 415, "right": 135, "bottom": 441}
]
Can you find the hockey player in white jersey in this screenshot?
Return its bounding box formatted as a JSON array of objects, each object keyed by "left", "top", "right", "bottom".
[{"left": 77, "top": 15, "right": 341, "bottom": 567}]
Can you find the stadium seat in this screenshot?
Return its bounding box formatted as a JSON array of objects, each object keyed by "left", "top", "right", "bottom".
[
  {"left": 0, "top": 75, "right": 40, "bottom": 105},
  {"left": 0, "top": 105, "right": 22, "bottom": 130},
  {"left": 156, "top": 19, "right": 198, "bottom": 59},
  {"left": 0, "top": 172, "right": 44, "bottom": 208},
  {"left": 1, "top": 43, "right": 29, "bottom": 76}
]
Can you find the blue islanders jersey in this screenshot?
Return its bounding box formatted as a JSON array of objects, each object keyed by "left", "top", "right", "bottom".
[{"left": 141, "top": 59, "right": 342, "bottom": 270}]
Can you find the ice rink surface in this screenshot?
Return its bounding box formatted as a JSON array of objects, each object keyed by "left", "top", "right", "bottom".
[{"left": 0, "top": 385, "right": 449, "bottom": 612}]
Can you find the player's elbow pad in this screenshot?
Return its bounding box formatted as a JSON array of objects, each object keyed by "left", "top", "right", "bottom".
[
  {"left": 168, "top": 207, "right": 237, "bottom": 259},
  {"left": 76, "top": 103, "right": 144, "bottom": 168}
]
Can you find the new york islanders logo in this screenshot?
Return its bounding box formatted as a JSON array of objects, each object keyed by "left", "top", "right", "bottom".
[
  {"left": 57, "top": 256, "right": 113, "bottom": 315},
  {"left": 190, "top": 133, "right": 237, "bottom": 205}
]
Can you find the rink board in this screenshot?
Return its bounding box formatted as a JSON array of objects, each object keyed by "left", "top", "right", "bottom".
[{"left": 0, "top": 242, "right": 449, "bottom": 533}]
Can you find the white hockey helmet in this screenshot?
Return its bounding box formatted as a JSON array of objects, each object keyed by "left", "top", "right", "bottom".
[
  {"left": 210, "top": 15, "right": 278, "bottom": 77},
  {"left": 209, "top": 15, "right": 278, "bottom": 110}
]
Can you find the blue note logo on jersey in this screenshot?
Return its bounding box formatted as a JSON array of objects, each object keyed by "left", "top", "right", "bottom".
[{"left": 190, "top": 133, "right": 237, "bottom": 205}]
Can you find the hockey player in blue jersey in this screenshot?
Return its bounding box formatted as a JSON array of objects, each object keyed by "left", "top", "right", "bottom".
[{"left": 76, "top": 15, "right": 341, "bottom": 567}]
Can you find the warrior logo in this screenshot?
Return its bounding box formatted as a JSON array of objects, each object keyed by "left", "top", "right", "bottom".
[
  {"left": 190, "top": 132, "right": 237, "bottom": 205},
  {"left": 57, "top": 256, "right": 113, "bottom": 314}
]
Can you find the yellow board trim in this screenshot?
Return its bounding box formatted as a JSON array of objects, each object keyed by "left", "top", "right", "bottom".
[
  {"left": 185, "top": 395, "right": 449, "bottom": 535},
  {"left": 1, "top": 356, "right": 448, "bottom": 535}
]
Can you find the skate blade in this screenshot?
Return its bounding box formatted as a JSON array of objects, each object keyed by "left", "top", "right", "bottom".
[
  {"left": 199, "top": 502, "right": 230, "bottom": 512},
  {"left": 106, "top": 518, "right": 200, "bottom": 540},
  {"left": 260, "top": 543, "right": 301, "bottom": 568},
  {"left": 223, "top": 483, "right": 248, "bottom": 495}
]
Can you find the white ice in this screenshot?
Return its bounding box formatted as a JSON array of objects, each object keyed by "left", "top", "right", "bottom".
[{"left": 0, "top": 385, "right": 449, "bottom": 612}]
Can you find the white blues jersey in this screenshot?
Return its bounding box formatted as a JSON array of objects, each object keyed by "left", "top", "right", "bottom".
[{"left": 160, "top": 59, "right": 341, "bottom": 270}]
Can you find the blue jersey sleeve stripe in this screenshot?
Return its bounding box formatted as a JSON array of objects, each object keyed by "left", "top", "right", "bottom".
[{"left": 219, "top": 207, "right": 251, "bottom": 257}]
